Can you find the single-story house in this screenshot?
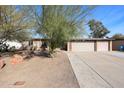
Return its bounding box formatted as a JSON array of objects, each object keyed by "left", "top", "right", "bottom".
[
  {"left": 22, "top": 38, "right": 124, "bottom": 52},
  {"left": 22, "top": 38, "right": 49, "bottom": 50},
  {"left": 112, "top": 39, "right": 124, "bottom": 51},
  {"left": 67, "top": 38, "right": 113, "bottom": 52}
]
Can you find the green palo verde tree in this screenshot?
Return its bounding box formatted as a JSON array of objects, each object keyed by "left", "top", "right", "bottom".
[
  {"left": 34, "top": 5, "right": 95, "bottom": 54},
  {"left": 0, "top": 6, "right": 35, "bottom": 51}
]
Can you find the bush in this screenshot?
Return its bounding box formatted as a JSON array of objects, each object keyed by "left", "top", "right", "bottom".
[{"left": 9, "top": 46, "right": 16, "bottom": 52}]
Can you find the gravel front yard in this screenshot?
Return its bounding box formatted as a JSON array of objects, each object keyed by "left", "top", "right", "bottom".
[{"left": 0, "top": 51, "right": 79, "bottom": 88}]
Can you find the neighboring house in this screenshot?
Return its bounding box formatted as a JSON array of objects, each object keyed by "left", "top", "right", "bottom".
[
  {"left": 112, "top": 39, "right": 124, "bottom": 51},
  {"left": 22, "top": 38, "right": 49, "bottom": 50},
  {"left": 67, "top": 38, "right": 113, "bottom": 52},
  {"left": 31, "top": 38, "right": 48, "bottom": 48}
]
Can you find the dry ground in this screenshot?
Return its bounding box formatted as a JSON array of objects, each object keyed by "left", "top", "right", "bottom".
[{"left": 0, "top": 51, "right": 79, "bottom": 88}]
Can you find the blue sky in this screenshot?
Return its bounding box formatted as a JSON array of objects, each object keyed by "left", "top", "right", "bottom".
[
  {"left": 34, "top": 5, "right": 124, "bottom": 38},
  {"left": 86, "top": 5, "right": 124, "bottom": 37}
]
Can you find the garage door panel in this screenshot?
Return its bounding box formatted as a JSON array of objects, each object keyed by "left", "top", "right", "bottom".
[
  {"left": 97, "top": 41, "right": 108, "bottom": 51},
  {"left": 71, "top": 42, "right": 94, "bottom": 51}
]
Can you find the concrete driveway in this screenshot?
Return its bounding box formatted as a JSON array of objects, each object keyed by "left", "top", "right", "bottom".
[{"left": 66, "top": 51, "right": 124, "bottom": 88}]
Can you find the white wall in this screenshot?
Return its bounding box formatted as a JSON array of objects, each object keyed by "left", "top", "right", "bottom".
[{"left": 6, "top": 41, "right": 22, "bottom": 49}]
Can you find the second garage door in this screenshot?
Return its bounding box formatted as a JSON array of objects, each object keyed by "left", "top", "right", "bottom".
[
  {"left": 97, "top": 41, "right": 109, "bottom": 51},
  {"left": 71, "top": 42, "right": 95, "bottom": 51}
]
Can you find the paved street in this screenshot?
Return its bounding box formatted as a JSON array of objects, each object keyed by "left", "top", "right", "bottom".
[{"left": 66, "top": 51, "right": 124, "bottom": 88}]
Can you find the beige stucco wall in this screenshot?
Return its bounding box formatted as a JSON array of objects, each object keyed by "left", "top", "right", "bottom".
[
  {"left": 109, "top": 41, "right": 112, "bottom": 51},
  {"left": 33, "top": 41, "right": 43, "bottom": 50},
  {"left": 67, "top": 42, "right": 71, "bottom": 51},
  {"left": 22, "top": 41, "right": 29, "bottom": 47}
]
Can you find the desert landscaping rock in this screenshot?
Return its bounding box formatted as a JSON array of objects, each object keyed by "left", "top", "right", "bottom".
[{"left": 14, "top": 81, "right": 26, "bottom": 86}]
